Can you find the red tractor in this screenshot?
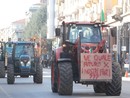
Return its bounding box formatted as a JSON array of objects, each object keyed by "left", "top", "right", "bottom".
[{"left": 51, "top": 21, "right": 122, "bottom": 96}]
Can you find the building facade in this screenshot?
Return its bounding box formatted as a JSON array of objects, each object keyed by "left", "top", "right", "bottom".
[{"left": 56, "top": 0, "right": 119, "bottom": 24}]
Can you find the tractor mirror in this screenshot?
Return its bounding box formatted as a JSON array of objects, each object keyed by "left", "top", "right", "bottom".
[{"left": 55, "top": 28, "right": 60, "bottom": 37}]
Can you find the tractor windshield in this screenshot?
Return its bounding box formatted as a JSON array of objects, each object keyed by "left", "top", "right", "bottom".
[
  {"left": 69, "top": 24, "right": 102, "bottom": 43},
  {"left": 15, "top": 44, "right": 34, "bottom": 58}
]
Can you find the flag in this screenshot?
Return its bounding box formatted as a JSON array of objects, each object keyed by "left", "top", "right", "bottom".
[{"left": 101, "top": 9, "right": 105, "bottom": 23}]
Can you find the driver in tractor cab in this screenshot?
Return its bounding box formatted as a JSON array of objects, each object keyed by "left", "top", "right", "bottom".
[
  {"left": 91, "top": 30, "right": 100, "bottom": 42},
  {"left": 20, "top": 46, "right": 28, "bottom": 55}
]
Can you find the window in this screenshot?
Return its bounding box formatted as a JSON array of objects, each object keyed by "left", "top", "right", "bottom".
[{"left": 69, "top": 24, "right": 101, "bottom": 43}]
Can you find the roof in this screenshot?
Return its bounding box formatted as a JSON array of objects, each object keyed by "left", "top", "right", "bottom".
[{"left": 12, "top": 19, "right": 25, "bottom": 24}]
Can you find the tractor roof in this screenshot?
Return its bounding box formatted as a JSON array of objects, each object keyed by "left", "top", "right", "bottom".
[
  {"left": 64, "top": 21, "right": 103, "bottom": 25},
  {"left": 13, "top": 41, "right": 35, "bottom": 45}
]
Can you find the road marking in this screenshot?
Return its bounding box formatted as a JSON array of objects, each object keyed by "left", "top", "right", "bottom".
[{"left": 0, "top": 86, "right": 14, "bottom": 98}]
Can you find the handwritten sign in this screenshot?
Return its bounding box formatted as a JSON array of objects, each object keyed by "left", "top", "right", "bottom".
[{"left": 80, "top": 53, "right": 112, "bottom": 81}]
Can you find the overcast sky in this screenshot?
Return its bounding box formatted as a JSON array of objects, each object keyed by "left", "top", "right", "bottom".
[{"left": 0, "top": 0, "right": 39, "bottom": 28}]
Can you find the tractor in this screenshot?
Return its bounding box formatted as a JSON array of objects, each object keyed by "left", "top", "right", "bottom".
[
  {"left": 7, "top": 41, "right": 43, "bottom": 84},
  {"left": 51, "top": 21, "right": 122, "bottom": 96},
  {"left": 0, "top": 41, "right": 6, "bottom": 78},
  {"left": 0, "top": 41, "right": 13, "bottom": 78}
]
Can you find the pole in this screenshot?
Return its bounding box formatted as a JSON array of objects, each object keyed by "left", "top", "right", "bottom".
[
  {"left": 117, "top": 26, "right": 121, "bottom": 62},
  {"left": 47, "top": 0, "right": 55, "bottom": 39}
]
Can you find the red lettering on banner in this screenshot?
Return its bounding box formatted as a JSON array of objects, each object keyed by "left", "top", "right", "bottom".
[
  {"left": 81, "top": 68, "right": 111, "bottom": 79},
  {"left": 104, "top": 62, "right": 109, "bottom": 68},
  {"left": 82, "top": 68, "right": 99, "bottom": 79},
  {"left": 84, "top": 55, "right": 90, "bottom": 61},
  {"left": 83, "top": 61, "right": 101, "bottom": 67},
  {"left": 94, "top": 54, "right": 111, "bottom": 61},
  {"left": 100, "top": 69, "right": 110, "bottom": 76}
]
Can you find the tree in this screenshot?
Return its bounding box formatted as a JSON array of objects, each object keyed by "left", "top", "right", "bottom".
[
  {"left": 24, "top": 4, "right": 47, "bottom": 40},
  {"left": 24, "top": 4, "right": 51, "bottom": 54}
]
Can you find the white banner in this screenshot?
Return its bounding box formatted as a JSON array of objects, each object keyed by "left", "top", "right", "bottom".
[{"left": 80, "top": 53, "right": 112, "bottom": 81}]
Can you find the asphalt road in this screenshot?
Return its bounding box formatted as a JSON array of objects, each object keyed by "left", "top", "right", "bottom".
[{"left": 0, "top": 68, "right": 130, "bottom": 98}]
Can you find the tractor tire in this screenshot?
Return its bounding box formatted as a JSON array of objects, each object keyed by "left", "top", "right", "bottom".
[
  {"left": 105, "top": 62, "right": 122, "bottom": 96},
  {"left": 93, "top": 83, "right": 105, "bottom": 93},
  {"left": 7, "top": 64, "right": 15, "bottom": 84},
  {"left": 33, "top": 62, "right": 43, "bottom": 84},
  {"left": 51, "top": 61, "right": 58, "bottom": 93},
  {"left": 58, "top": 62, "right": 73, "bottom": 95},
  {"left": 0, "top": 61, "right": 5, "bottom": 78}
]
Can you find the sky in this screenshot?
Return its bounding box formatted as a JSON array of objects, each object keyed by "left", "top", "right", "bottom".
[{"left": 0, "top": 0, "right": 40, "bottom": 28}]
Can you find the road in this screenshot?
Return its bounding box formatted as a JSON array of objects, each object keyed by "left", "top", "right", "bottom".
[{"left": 0, "top": 68, "right": 130, "bottom": 98}]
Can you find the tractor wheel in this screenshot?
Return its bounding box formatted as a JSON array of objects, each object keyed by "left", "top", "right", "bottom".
[
  {"left": 51, "top": 61, "right": 58, "bottom": 93},
  {"left": 58, "top": 62, "right": 73, "bottom": 95},
  {"left": 33, "top": 62, "right": 43, "bottom": 84},
  {"left": 105, "top": 62, "right": 122, "bottom": 96},
  {"left": 93, "top": 83, "right": 105, "bottom": 93},
  {"left": 33, "top": 75, "right": 36, "bottom": 83},
  {"left": 0, "top": 61, "right": 5, "bottom": 78},
  {"left": 7, "top": 64, "right": 15, "bottom": 84}
]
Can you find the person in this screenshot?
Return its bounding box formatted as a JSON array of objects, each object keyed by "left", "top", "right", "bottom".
[
  {"left": 124, "top": 53, "right": 130, "bottom": 72},
  {"left": 91, "top": 30, "right": 100, "bottom": 42},
  {"left": 20, "top": 46, "right": 28, "bottom": 55}
]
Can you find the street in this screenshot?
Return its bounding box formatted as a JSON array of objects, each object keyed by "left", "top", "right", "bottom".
[{"left": 0, "top": 68, "right": 130, "bottom": 98}]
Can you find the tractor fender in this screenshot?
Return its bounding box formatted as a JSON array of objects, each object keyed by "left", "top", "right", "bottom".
[{"left": 58, "top": 58, "right": 71, "bottom": 63}]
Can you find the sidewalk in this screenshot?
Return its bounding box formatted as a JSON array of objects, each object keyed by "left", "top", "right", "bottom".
[
  {"left": 122, "top": 77, "right": 130, "bottom": 81},
  {"left": 122, "top": 73, "right": 130, "bottom": 81}
]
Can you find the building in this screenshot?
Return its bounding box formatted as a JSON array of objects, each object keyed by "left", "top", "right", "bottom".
[
  {"left": 11, "top": 19, "right": 26, "bottom": 41},
  {"left": 55, "top": 0, "right": 120, "bottom": 25}
]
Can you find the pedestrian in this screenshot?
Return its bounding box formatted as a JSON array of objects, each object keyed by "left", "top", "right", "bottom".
[{"left": 124, "top": 53, "right": 130, "bottom": 72}]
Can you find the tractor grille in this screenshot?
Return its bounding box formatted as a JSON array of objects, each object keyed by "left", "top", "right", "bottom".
[{"left": 20, "top": 68, "right": 30, "bottom": 75}]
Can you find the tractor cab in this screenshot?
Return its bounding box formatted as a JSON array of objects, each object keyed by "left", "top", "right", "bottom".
[{"left": 56, "top": 22, "right": 106, "bottom": 53}]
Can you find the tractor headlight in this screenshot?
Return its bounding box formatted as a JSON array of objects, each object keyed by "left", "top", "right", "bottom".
[
  {"left": 26, "top": 61, "right": 31, "bottom": 66},
  {"left": 62, "top": 44, "right": 66, "bottom": 47},
  {"left": 20, "top": 61, "right": 24, "bottom": 66}
]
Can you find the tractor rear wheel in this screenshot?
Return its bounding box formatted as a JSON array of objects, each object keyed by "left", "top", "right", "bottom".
[
  {"left": 0, "top": 61, "right": 5, "bottom": 78},
  {"left": 7, "top": 64, "right": 15, "bottom": 84},
  {"left": 105, "top": 62, "right": 122, "bottom": 96},
  {"left": 93, "top": 83, "right": 105, "bottom": 93},
  {"left": 33, "top": 61, "right": 43, "bottom": 84},
  {"left": 51, "top": 62, "right": 58, "bottom": 93},
  {"left": 58, "top": 62, "right": 73, "bottom": 95}
]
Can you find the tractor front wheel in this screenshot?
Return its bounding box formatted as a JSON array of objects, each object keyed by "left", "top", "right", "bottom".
[
  {"left": 51, "top": 62, "right": 58, "bottom": 93},
  {"left": 58, "top": 62, "right": 73, "bottom": 95},
  {"left": 33, "top": 61, "right": 43, "bottom": 84},
  {"left": 0, "top": 61, "right": 5, "bottom": 78},
  {"left": 105, "top": 62, "right": 122, "bottom": 96},
  {"left": 7, "top": 64, "right": 15, "bottom": 84}
]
